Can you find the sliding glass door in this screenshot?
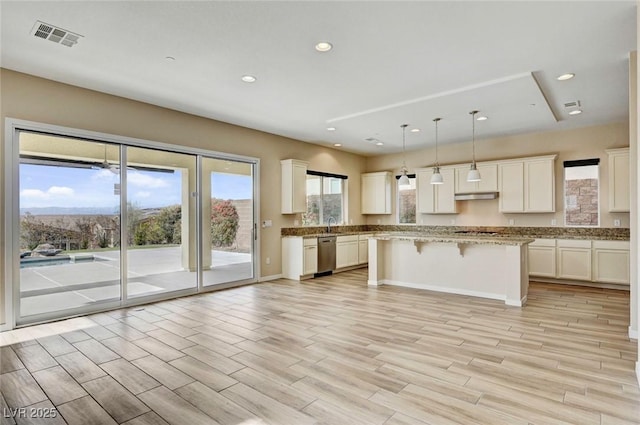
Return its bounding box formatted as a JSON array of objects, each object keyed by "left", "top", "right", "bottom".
[
  {"left": 12, "top": 127, "right": 257, "bottom": 326},
  {"left": 202, "top": 157, "right": 255, "bottom": 287},
  {"left": 19, "top": 134, "right": 122, "bottom": 319}
]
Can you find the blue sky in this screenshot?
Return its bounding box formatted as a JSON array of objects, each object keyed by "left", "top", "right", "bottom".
[{"left": 20, "top": 164, "right": 252, "bottom": 210}]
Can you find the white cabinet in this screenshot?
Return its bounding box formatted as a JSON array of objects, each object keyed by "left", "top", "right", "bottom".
[
  {"left": 281, "top": 159, "right": 308, "bottom": 214},
  {"left": 528, "top": 239, "right": 557, "bottom": 278},
  {"left": 282, "top": 236, "right": 316, "bottom": 280},
  {"left": 557, "top": 239, "right": 592, "bottom": 281},
  {"left": 303, "top": 238, "right": 318, "bottom": 276},
  {"left": 454, "top": 163, "right": 498, "bottom": 194},
  {"left": 592, "top": 240, "right": 630, "bottom": 284},
  {"left": 361, "top": 172, "right": 392, "bottom": 214},
  {"left": 358, "top": 234, "right": 372, "bottom": 264},
  {"left": 606, "top": 148, "right": 630, "bottom": 212},
  {"left": 416, "top": 167, "right": 457, "bottom": 214},
  {"left": 336, "top": 235, "right": 359, "bottom": 268},
  {"left": 499, "top": 155, "right": 556, "bottom": 213}
]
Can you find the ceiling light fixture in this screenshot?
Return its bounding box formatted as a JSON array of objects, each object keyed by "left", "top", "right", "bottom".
[
  {"left": 467, "top": 110, "right": 481, "bottom": 182},
  {"left": 165, "top": 56, "right": 176, "bottom": 61},
  {"left": 411, "top": 128, "right": 420, "bottom": 133},
  {"left": 557, "top": 73, "right": 575, "bottom": 81},
  {"left": 315, "top": 42, "right": 333, "bottom": 52},
  {"left": 569, "top": 109, "right": 583, "bottom": 115},
  {"left": 398, "top": 124, "right": 411, "bottom": 187},
  {"left": 476, "top": 116, "right": 488, "bottom": 121},
  {"left": 327, "top": 127, "right": 336, "bottom": 131},
  {"left": 333, "top": 143, "right": 342, "bottom": 147},
  {"left": 430, "top": 118, "right": 443, "bottom": 185},
  {"left": 241, "top": 75, "right": 256, "bottom": 83},
  {"left": 376, "top": 142, "right": 384, "bottom": 146}
]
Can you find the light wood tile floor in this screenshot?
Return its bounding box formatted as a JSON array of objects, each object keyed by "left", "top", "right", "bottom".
[{"left": 1, "top": 269, "right": 638, "bottom": 424}]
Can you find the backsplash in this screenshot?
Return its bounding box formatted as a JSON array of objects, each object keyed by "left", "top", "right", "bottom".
[{"left": 281, "top": 225, "right": 630, "bottom": 240}]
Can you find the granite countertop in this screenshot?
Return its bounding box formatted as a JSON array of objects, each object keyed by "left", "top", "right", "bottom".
[{"left": 371, "top": 232, "right": 534, "bottom": 246}]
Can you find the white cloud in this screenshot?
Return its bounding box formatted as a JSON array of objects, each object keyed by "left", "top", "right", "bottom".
[
  {"left": 20, "top": 186, "right": 75, "bottom": 199},
  {"left": 135, "top": 191, "right": 152, "bottom": 198},
  {"left": 127, "top": 172, "right": 169, "bottom": 189}
]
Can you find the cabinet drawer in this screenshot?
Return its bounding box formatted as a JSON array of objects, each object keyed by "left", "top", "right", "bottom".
[
  {"left": 557, "top": 239, "right": 591, "bottom": 249},
  {"left": 303, "top": 237, "right": 318, "bottom": 247},
  {"left": 592, "top": 240, "right": 629, "bottom": 250},
  {"left": 529, "top": 238, "right": 556, "bottom": 247},
  {"left": 337, "top": 235, "right": 358, "bottom": 243}
]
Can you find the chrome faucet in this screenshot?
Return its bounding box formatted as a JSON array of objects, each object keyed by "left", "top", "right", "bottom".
[{"left": 326, "top": 216, "right": 337, "bottom": 233}]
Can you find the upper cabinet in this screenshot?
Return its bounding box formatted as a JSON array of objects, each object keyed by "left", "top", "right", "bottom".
[
  {"left": 416, "top": 167, "right": 457, "bottom": 214},
  {"left": 498, "top": 155, "right": 556, "bottom": 213},
  {"left": 281, "top": 159, "right": 308, "bottom": 214},
  {"left": 361, "top": 171, "right": 392, "bottom": 214},
  {"left": 606, "top": 148, "right": 630, "bottom": 212},
  {"left": 454, "top": 163, "right": 498, "bottom": 194}
]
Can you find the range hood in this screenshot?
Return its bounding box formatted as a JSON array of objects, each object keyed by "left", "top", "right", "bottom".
[{"left": 454, "top": 192, "right": 499, "bottom": 201}]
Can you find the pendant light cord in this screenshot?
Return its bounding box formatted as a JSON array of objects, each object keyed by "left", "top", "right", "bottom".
[
  {"left": 433, "top": 118, "right": 440, "bottom": 166},
  {"left": 470, "top": 110, "right": 478, "bottom": 165},
  {"left": 401, "top": 124, "right": 408, "bottom": 170}
]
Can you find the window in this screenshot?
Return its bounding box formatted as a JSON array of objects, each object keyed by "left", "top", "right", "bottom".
[
  {"left": 397, "top": 175, "right": 416, "bottom": 224},
  {"left": 303, "top": 171, "right": 346, "bottom": 225},
  {"left": 564, "top": 159, "right": 599, "bottom": 227}
]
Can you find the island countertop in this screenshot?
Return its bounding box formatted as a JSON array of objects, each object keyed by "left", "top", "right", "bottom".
[{"left": 370, "top": 232, "right": 535, "bottom": 246}]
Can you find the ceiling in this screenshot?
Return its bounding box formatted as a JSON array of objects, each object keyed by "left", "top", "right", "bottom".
[{"left": 0, "top": 1, "right": 636, "bottom": 156}]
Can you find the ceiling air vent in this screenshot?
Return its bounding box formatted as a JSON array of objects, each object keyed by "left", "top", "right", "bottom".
[
  {"left": 31, "top": 21, "right": 82, "bottom": 47},
  {"left": 563, "top": 100, "right": 581, "bottom": 109}
]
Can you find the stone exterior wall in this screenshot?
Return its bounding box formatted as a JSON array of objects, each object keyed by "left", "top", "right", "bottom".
[
  {"left": 564, "top": 178, "right": 599, "bottom": 226},
  {"left": 231, "top": 199, "right": 253, "bottom": 253}
]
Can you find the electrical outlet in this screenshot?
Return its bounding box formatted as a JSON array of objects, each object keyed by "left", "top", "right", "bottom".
[
  {"left": 293, "top": 219, "right": 299, "bottom": 226},
  {"left": 508, "top": 219, "right": 515, "bottom": 225},
  {"left": 551, "top": 218, "right": 557, "bottom": 226},
  {"left": 377, "top": 219, "right": 381, "bottom": 224},
  {"left": 614, "top": 219, "right": 621, "bottom": 227},
  {"left": 450, "top": 219, "right": 455, "bottom": 225},
  {"left": 265, "top": 257, "right": 271, "bottom": 265}
]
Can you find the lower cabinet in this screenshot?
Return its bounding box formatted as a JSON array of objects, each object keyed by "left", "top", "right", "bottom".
[
  {"left": 528, "top": 238, "right": 629, "bottom": 285},
  {"left": 557, "top": 240, "right": 592, "bottom": 281},
  {"left": 592, "top": 241, "right": 630, "bottom": 284},
  {"left": 528, "top": 239, "right": 557, "bottom": 278},
  {"left": 282, "top": 237, "right": 318, "bottom": 280},
  {"left": 358, "top": 234, "right": 372, "bottom": 264},
  {"left": 336, "top": 235, "right": 359, "bottom": 269},
  {"left": 303, "top": 239, "right": 318, "bottom": 276}
]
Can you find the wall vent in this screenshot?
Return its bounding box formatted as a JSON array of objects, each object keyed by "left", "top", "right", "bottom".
[{"left": 31, "top": 21, "right": 82, "bottom": 47}]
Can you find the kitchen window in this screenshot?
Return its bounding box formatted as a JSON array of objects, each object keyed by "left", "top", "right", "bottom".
[
  {"left": 303, "top": 171, "right": 346, "bottom": 225},
  {"left": 397, "top": 174, "right": 416, "bottom": 224},
  {"left": 564, "top": 159, "right": 600, "bottom": 227}
]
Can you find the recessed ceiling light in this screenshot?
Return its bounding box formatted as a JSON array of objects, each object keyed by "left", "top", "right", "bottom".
[
  {"left": 315, "top": 41, "right": 333, "bottom": 52},
  {"left": 569, "top": 109, "right": 583, "bottom": 115},
  {"left": 376, "top": 142, "right": 384, "bottom": 146},
  {"left": 476, "top": 116, "right": 488, "bottom": 121},
  {"left": 410, "top": 128, "right": 420, "bottom": 133},
  {"left": 327, "top": 127, "right": 336, "bottom": 131},
  {"left": 333, "top": 143, "right": 342, "bottom": 147},
  {"left": 241, "top": 75, "right": 256, "bottom": 83},
  {"left": 557, "top": 73, "right": 575, "bottom": 81}
]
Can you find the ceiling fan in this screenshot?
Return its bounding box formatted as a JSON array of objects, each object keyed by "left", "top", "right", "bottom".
[{"left": 91, "top": 144, "right": 120, "bottom": 174}]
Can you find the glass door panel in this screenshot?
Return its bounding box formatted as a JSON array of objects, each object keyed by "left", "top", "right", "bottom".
[
  {"left": 18, "top": 133, "right": 121, "bottom": 319},
  {"left": 125, "top": 147, "right": 197, "bottom": 298},
  {"left": 202, "top": 157, "right": 255, "bottom": 286}
]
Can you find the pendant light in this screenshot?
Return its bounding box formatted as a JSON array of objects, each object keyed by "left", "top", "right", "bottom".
[
  {"left": 467, "top": 110, "right": 481, "bottom": 182},
  {"left": 430, "top": 117, "right": 443, "bottom": 185},
  {"left": 398, "top": 124, "right": 411, "bottom": 187}
]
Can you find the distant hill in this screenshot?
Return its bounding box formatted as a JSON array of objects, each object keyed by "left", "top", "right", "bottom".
[{"left": 20, "top": 207, "right": 119, "bottom": 216}]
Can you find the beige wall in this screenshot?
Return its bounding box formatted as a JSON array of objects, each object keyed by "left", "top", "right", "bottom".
[
  {"left": 0, "top": 69, "right": 367, "bottom": 326},
  {"left": 365, "top": 122, "right": 630, "bottom": 228}
]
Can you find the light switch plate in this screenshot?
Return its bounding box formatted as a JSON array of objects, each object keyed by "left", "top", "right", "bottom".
[{"left": 614, "top": 219, "right": 621, "bottom": 227}]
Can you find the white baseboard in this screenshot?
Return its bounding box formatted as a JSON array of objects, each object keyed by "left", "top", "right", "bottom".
[
  {"left": 629, "top": 326, "right": 638, "bottom": 340},
  {"left": 636, "top": 361, "right": 640, "bottom": 387},
  {"left": 259, "top": 274, "right": 282, "bottom": 282},
  {"left": 382, "top": 279, "right": 505, "bottom": 303},
  {"left": 506, "top": 295, "right": 527, "bottom": 307},
  {"left": 367, "top": 280, "right": 380, "bottom": 286}
]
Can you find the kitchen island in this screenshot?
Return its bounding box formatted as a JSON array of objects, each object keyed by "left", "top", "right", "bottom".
[{"left": 368, "top": 233, "right": 534, "bottom": 306}]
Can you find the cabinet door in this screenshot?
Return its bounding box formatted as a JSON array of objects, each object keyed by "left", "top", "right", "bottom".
[
  {"left": 336, "top": 241, "right": 358, "bottom": 268},
  {"left": 361, "top": 172, "right": 391, "bottom": 214},
  {"left": 281, "top": 159, "right": 308, "bottom": 214},
  {"left": 303, "top": 245, "right": 317, "bottom": 275},
  {"left": 593, "top": 249, "right": 629, "bottom": 284},
  {"left": 608, "top": 149, "right": 630, "bottom": 212},
  {"left": 347, "top": 242, "right": 359, "bottom": 266},
  {"left": 455, "top": 166, "right": 477, "bottom": 194},
  {"left": 416, "top": 170, "right": 435, "bottom": 213},
  {"left": 528, "top": 246, "right": 556, "bottom": 277},
  {"left": 477, "top": 164, "right": 498, "bottom": 192},
  {"left": 525, "top": 159, "right": 555, "bottom": 212},
  {"left": 499, "top": 162, "right": 524, "bottom": 212},
  {"left": 557, "top": 247, "right": 591, "bottom": 281},
  {"left": 435, "top": 168, "right": 457, "bottom": 213},
  {"left": 358, "top": 240, "right": 368, "bottom": 264}
]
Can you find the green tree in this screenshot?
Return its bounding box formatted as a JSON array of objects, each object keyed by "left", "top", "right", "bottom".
[
  {"left": 211, "top": 198, "right": 239, "bottom": 248},
  {"left": 157, "top": 205, "right": 181, "bottom": 244}
]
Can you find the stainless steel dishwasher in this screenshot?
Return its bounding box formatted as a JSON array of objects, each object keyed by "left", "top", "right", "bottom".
[{"left": 316, "top": 235, "right": 336, "bottom": 276}]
